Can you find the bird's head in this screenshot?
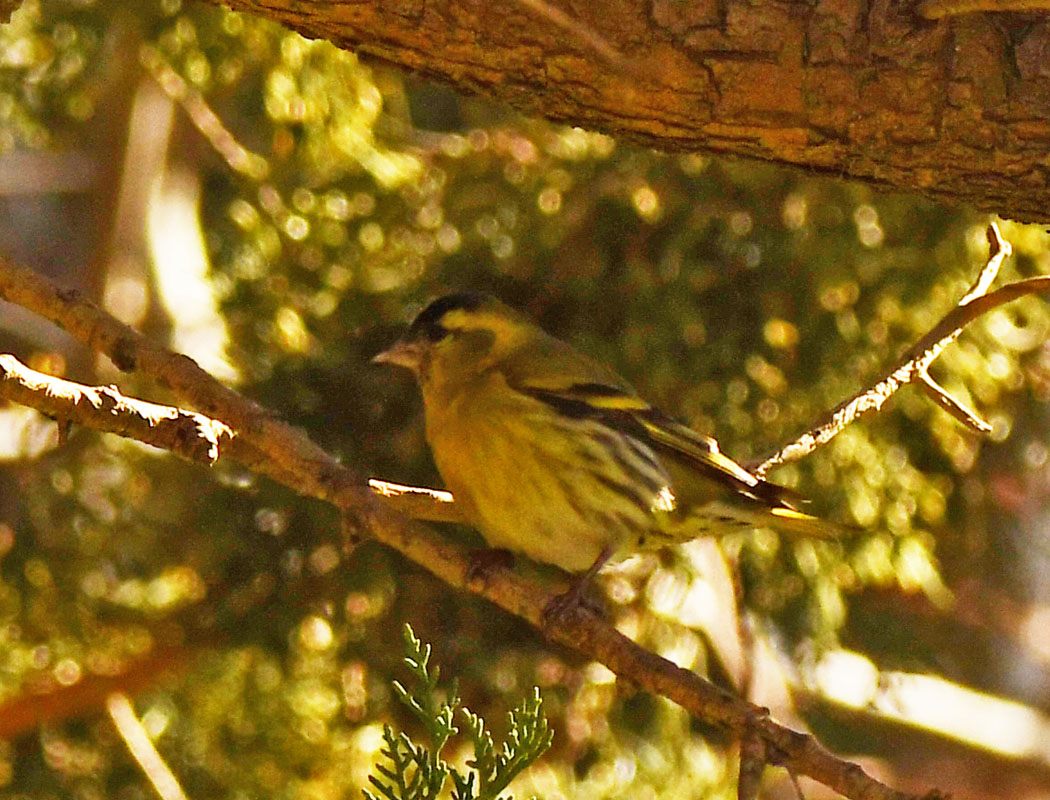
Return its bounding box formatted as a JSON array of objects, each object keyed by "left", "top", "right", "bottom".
[{"left": 374, "top": 292, "right": 537, "bottom": 387}]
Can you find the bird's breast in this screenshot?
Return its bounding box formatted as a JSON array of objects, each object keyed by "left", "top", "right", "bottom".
[{"left": 422, "top": 373, "right": 676, "bottom": 572}]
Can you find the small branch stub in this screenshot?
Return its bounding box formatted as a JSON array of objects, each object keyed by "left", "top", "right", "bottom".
[{"left": 737, "top": 724, "right": 767, "bottom": 800}]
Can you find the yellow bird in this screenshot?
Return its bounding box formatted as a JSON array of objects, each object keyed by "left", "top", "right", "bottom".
[{"left": 375, "top": 293, "right": 841, "bottom": 609}]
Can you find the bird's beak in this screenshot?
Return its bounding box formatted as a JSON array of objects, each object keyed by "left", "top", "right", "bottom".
[{"left": 372, "top": 339, "right": 424, "bottom": 371}]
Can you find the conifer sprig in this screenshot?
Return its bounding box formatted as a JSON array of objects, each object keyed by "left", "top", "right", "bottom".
[{"left": 365, "top": 625, "right": 552, "bottom": 800}]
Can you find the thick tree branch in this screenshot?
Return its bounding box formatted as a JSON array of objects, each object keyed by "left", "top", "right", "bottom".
[
  {"left": 197, "top": 0, "right": 1050, "bottom": 222},
  {"left": 0, "top": 259, "right": 939, "bottom": 800}
]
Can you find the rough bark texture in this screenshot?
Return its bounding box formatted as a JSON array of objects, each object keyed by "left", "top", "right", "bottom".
[{"left": 198, "top": 0, "right": 1050, "bottom": 222}]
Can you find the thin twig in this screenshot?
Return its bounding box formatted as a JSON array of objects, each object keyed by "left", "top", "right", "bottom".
[
  {"left": 755, "top": 223, "right": 1023, "bottom": 476},
  {"left": 917, "top": 370, "right": 991, "bottom": 433},
  {"left": 0, "top": 257, "right": 338, "bottom": 491},
  {"left": 107, "top": 692, "right": 190, "bottom": 800}
]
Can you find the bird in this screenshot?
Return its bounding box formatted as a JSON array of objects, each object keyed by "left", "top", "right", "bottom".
[{"left": 374, "top": 292, "right": 843, "bottom": 615}]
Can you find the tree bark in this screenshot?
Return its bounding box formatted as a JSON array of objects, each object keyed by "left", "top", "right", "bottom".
[{"left": 194, "top": 0, "right": 1050, "bottom": 222}]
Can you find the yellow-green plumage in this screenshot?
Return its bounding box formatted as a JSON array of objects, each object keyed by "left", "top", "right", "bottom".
[{"left": 375, "top": 293, "right": 843, "bottom": 575}]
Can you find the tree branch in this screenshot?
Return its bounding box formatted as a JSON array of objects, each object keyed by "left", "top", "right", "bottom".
[
  {"left": 197, "top": 0, "right": 1050, "bottom": 222},
  {"left": 755, "top": 223, "right": 1035, "bottom": 475},
  {"left": 0, "top": 260, "right": 943, "bottom": 799}
]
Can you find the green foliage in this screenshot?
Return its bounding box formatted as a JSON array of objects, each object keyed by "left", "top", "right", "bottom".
[{"left": 365, "top": 625, "right": 552, "bottom": 800}]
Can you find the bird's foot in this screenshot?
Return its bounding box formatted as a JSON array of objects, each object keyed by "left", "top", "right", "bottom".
[
  {"left": 541, "top": 577, "right": 605, "bottom": 628},
  {"left": 465, "top": 547, "right": 515, "bottom": 587},
  {"left": 542, "top": 546, "right": 612, "bottom": 629}
]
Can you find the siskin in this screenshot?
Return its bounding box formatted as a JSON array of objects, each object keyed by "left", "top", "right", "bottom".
[{"left": 375, "top": 293, "right": 843, "bottom": 606}]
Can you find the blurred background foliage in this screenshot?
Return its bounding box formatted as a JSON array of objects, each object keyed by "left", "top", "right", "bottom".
[{"left": 2, "top": 1, "right": 1050, "bottom": 798}]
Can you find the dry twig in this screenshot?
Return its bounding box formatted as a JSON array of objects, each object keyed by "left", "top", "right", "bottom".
[
  {"left": 140, "top": 44, "right": 269, "bottom": 181},
  {"left": 755, "top": 223, "right": 1035, "bottom": 475},
  {"left": 0, "top": 354, "right": 231, "bottom": 463}
]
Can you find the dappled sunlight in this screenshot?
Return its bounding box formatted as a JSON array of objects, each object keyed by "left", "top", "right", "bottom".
[
  {"left": 0, "top": 405, "right": 56, "bottom": 460},
  {"left": 148, "top": 168, "right": 239, "bottom": 383},
  {"left": 811, "top": 648, "right": 1050, "bottom": 762}
]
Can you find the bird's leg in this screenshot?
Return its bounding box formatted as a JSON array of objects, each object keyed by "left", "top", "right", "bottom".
[
  {"left": 466, "top": 547, "right": 516, "bottom": 587},
  {"left": 542, "top": 545, "right": 612, "bottom": 627}
]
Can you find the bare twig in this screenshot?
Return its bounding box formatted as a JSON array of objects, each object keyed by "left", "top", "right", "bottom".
[
  {"left": 107, "top": 693, "right": 190, "bottom": 800},
  {"left": 917, "top": 371, "right": 991, "bottom": 433},
  {"left": 0, "top": 257, "right": 947, "bottom": 800},
  {"left": 0, "top": 354, "right": 232, "bottom": 463},
  {"left": 0, "top": 257, "right": 339, "bottom": 491},
  {"left": 755, "top": 223, "right": 1031, "bottom": 476}
]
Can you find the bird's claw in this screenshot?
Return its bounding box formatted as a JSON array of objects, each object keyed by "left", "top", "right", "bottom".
[{"left": 541, "top": 580, "right": 605, "bottom": 629}]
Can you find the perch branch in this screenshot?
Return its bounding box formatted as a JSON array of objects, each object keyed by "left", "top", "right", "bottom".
[
  {"left": 1, "top": 220, "right": 1030, "bottom": 797},
  {"left": 0, "top": 257, "right": 344, "bottom": 492},
  {"left": 0, "top": 261, "right": 941, "bottom": 800},
  {"left": 755, "top": 223, "right": 1033, "bottom": 475}
]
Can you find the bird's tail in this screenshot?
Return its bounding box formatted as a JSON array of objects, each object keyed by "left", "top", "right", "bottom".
[{"left": 689, "top": 501, "right": 852, "bottom": 540}]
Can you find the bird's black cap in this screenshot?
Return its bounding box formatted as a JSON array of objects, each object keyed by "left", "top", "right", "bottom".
[{"left": 407, "top": 292, "right": 488, "bottom": 341}]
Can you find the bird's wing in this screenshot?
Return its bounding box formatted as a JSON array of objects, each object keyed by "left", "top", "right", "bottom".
[{"left": 514, "top": 379, "right": 793, "bottom": 507}]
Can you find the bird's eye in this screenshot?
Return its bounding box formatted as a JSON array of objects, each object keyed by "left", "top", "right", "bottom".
[{"left": 425, "top": 322, "right": 452, "bottom": 342}]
